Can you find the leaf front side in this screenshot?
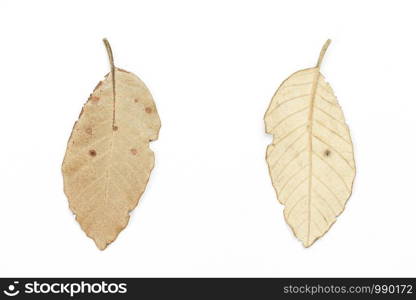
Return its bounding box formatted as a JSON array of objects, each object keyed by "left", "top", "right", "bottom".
[
  {"left": 62, "top": 68, "right": 161, "bottom": 250},
  {"left": 264, "top": 58, "right": 355, "bottom": 247}
]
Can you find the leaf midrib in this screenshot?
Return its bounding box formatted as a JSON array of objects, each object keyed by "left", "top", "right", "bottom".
[{"left": 306, "top": 68, "right": 320, "bottom": 246}]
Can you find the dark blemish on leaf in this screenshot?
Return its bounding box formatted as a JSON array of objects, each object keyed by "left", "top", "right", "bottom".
[
  {"left": 85, "top": 127, "right": 92, "bottom": 135},
  {"left": 113, "top": 125, "right": 118, "bottom": 131},
  {"left": 130, "top": 148, "right": 138, "bottom": 155},
  {"left": 145, "top": 107, "right": 153, "bottom": 113},
  {"left": 89, "top": 149, "right": 97, "bottom": 157},
  {"left": 134, "top": 98, "right": 139, "bottom": 103},
  {"left": 90, "top": 96, "right": 100, "bottom": 103},
  {"left": 324, "top": 149, "right": 331, "bottom": 157}
]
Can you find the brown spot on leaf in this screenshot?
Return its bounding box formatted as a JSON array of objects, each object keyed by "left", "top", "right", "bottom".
[
  {"left": 85, "top": 127, "right": 92, "bottom": 135},
  {"left": 113, "top": 125, "right": 118, "bottom": 131},
  {"left": 134, "top": 98, "right": 139, "bottom": 103},
  {"left": 89, "top": 149, "right": 97, "bottom": 157},
  {"left": 324, "top": 149, "right": 331, "bottom": 157},
  {"left": 90, "top": 96, "right": 100, "bottom": 103},
  {"left": 130, "top": 148, "right": 138, "bottom": 155},
  {"left": 145, "top": 107, "right": 153, "bottom": 113}
]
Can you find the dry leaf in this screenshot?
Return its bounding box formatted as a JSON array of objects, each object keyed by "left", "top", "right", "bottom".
[
  {"left": 264, "top": 40, "right": 355, "bottom": 247},
  {"left": 62, "top": 39, "right": 161, "bottom": 250}
]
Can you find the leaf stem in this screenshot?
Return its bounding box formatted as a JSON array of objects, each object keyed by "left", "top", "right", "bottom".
[
  {"left": 103, "top": 38, "right": 116, "bottom": 129},
  {"left": 316, "top": 39, "right": 331, "bottom": 68}
]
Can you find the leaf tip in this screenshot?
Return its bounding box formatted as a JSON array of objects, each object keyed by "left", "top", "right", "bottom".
[
  {"left": 302, "top": 238, "right": 315, "bottom": 248},
  {"left": 95, "top": 239, "right": 109, "bottom": 251}
]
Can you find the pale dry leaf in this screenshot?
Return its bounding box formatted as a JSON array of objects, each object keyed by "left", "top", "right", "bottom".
[
  {"left": 264, "top": 40, "right": 355, "bottom": 247},
  {"left": 62, "top": 39, "right": 161, "bottom": 250}
]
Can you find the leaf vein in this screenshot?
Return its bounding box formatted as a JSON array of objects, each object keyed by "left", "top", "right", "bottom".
[
  {"left": 270, "top": 106, "right": 309, "bottom": 131},
  {"left": 312, "top": 152, "right": 351, "bottom": 193},
  {"left": 312, "top": 134, "right": 354, "bottom": 169}
]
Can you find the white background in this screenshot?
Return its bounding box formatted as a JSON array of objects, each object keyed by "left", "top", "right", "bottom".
[{"left": 0, "top": 0, "right": 415, "bottom": 277}]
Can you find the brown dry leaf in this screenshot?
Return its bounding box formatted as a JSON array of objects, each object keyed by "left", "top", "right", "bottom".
[
  {"left": 264, "top": 40, "right": 355, "bottom": 247},
  {"left": 62, "top": 39, "right": 161, "bottom": 250}
]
